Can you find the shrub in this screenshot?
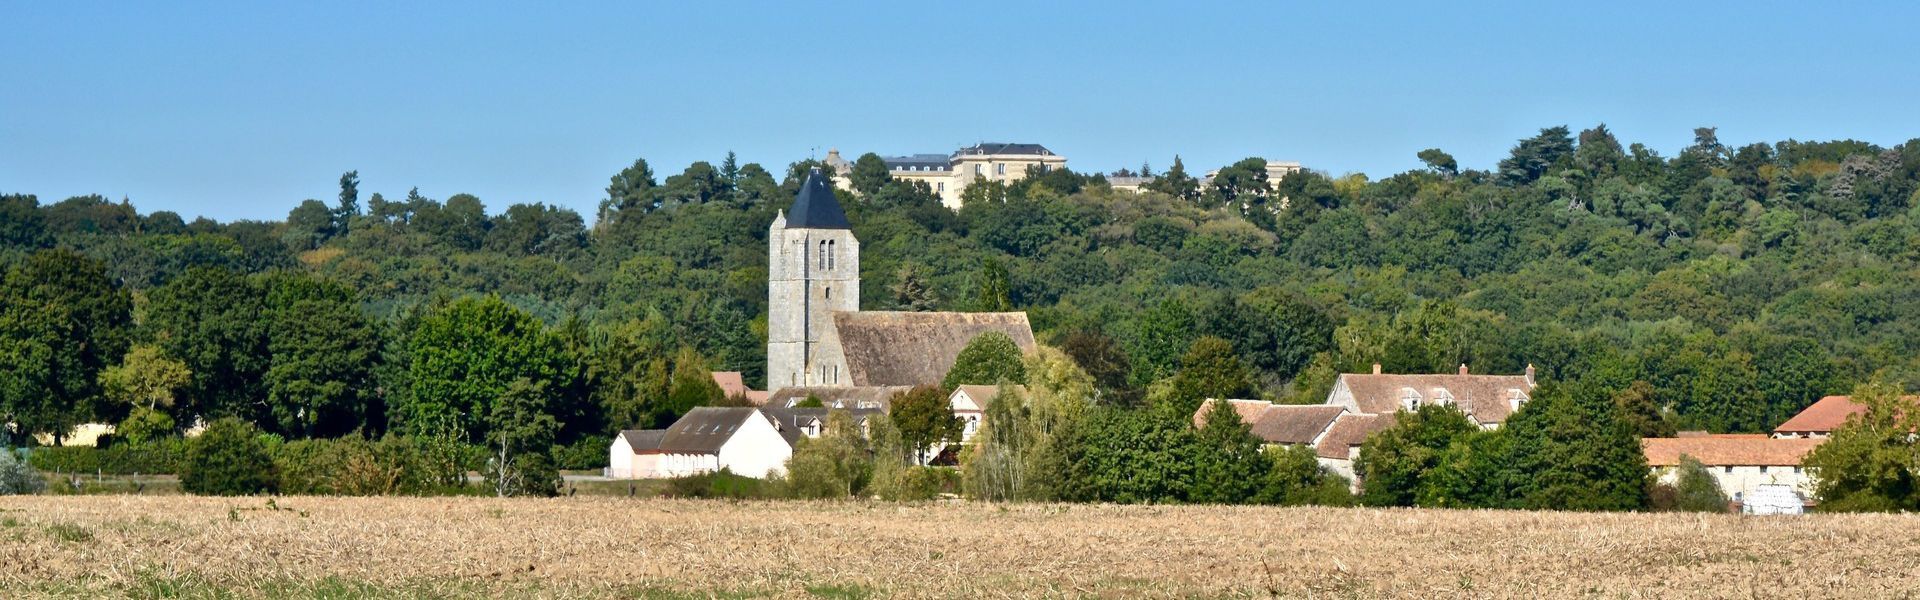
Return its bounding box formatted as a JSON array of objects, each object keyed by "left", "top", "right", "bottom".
[
  {"left": 663, "top": 468, "right": 776, "bottom": 499},
  {"left": 276, "top": 436, "right": 472, "bottom": 496},
  {"left": 26, "top": 440, "right": 185, "bottom": 475},
  {"left": 117, "top": 407, "right": 176, "bottom": 448},
  {"left": 180, "top": 418, "right": 278, "bottom": 496},
  {"left": 1672, "top": 455, "right": 1731, "bottom": 512},
  {"left": 551, "top": 435, "right": 611, "bottom": 471},
  {"left": 0, "top": 450, "right": 45, "bottom": 495},
  {"left": 891, "top": 467, "right": 959, "bottom": 501}
]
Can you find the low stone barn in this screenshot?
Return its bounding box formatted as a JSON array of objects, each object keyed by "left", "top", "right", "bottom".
[
  {"left": 1326, "top": 364, "right": 1536, "bottom": 429},
  {"left": 1643, "top": 434, "right": 1824, "bottom": 503}
]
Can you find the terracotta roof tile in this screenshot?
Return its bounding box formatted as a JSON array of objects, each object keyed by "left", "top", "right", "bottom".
[
  {"left": 1249, "top": 405, "right": 1348, "bottom": 445},
  {"left": 1641, "top": 437, "right": 1824, "bottom": 467},
  {"left": 1773, "top": 396, "right": 1874, "bottom": 434},
  {"left": 1316, "top": 414, "right": 1393, "bottom": 459},
  {"left": 1192, "top": 399, "right": 1275, "bottom": 429}
]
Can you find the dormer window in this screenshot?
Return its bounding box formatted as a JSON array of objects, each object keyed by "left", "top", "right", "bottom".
[
  {"left": 1430, "top": 388, "right": 1454, "bottom": 406},
  {"left": 1509, "top": 389, "right": 1528, "bottom": 412},
  {"left": 1401, "top": 387, "right": 1421, "bottom": 411}
]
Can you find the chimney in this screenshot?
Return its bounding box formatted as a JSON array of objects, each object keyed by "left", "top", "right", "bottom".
[
  {"left": 1458, "top": 363, "right": 1469, "bottom": 376},
  {"left": 1372, "top": 363, "right": 1382, "bottom": 375},
  {"left": 1525, "top": 363, "right": 1536, "bottom": 385}
]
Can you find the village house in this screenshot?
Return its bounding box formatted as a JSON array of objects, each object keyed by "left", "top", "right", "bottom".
[
  {"left": 607, "top": 407, "right": 794, "bottom": 479},
  {"left": 1326, "top": 364, "right": 1536, "bottom": 429},
  {"left": 1771, "top": 394, "right": 1920, "bottom": 439},
  {"left": 763, "top": 386, "right": 909, "bottom": 411},
  {"left": 1190, "top": 398, "right": 1382, "bottom": 486},
  {"left": 949, "top": 385, "right": 1026, "bottom": 443},
  {"left": 1642, "top": 433, "right": 1824, "bottom": 505}
]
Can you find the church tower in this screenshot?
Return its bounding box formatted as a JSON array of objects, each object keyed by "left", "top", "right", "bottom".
[{"left": 767, "top": 168, "right": 859, "bottom": 390}]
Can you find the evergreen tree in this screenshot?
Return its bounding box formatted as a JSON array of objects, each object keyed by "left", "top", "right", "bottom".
[{"left": 974, "top": 257, "right": 1012, "bottom": 312}]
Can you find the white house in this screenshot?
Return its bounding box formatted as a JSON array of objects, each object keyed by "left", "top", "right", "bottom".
[
  {"left": 1642, "top": 434, "right": 1824, "bottom": 505},
  {"left": 949, "top": 384, "right": 1026, "bottom": 443},
  {"left": 607, "top": 407, "right": 794, "bottom": 479}
]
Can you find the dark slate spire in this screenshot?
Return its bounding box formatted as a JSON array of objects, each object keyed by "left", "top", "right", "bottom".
[{"left": 786, "top": 167, "right": 850, "bottom": 229}]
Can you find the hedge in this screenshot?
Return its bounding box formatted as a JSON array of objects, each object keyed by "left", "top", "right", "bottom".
[{"left": 26, "top": 441, "right": 186, "bottom": 475}]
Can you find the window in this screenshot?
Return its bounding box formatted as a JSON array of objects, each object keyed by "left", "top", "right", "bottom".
[
  {"left": 996, "top": 163, "right": 1006, "bottom": 176},
  {"left": 1724, "top": 466, "right": 1733, "bottom": 473},
  {"left": 817, "top": 241, "right": 826, "bottom": 270},
  {"left": 937, "top": 182, "right": 945, "bottom": 193},
  {"left": 974, "top": 164, "right": 983, "bottom": 175},
  {"left": 1794, "top": 467, "right": 1803, "bottom": 473},
  {"left": 827, "top": 240, "right": 835, "bottom": 270},
  {"left": 1400, "top": 388, "right": 1421, "bottom": 411},
  {"left": 1760, "top": 466, "right": 1769, "bottom": 473}
]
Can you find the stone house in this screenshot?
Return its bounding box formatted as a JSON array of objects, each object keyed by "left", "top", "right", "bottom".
[
  {"left": 1642, "top": 434, "right": 1824, "bottom": 504},
  {"left": 1326, "top": 364, "right": 1536, "bottom": 429}
]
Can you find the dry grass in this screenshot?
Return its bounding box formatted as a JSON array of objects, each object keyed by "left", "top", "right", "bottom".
[{"left": 2, "top": 496, "right": 1918, "bottom": 598}]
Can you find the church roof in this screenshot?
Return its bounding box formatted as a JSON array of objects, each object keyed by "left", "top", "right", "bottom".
[
  {"left": 831, "top": 311, "right": 1037, "bottom": 387},
  {"left": 786, "top": 168, "right": 850, "bottom": 229}
]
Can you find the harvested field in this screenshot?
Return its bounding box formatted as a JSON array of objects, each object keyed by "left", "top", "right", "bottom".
[{"left": 2, "top": 496, "right": 1917, "bottom": 598}]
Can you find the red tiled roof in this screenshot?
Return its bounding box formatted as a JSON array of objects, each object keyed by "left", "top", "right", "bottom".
[
  {"left": 1192, "top": 399, "right": 1276, "bottom": 429},
  {"left": 1316, "top": 414, "right": 1393, "bottom": 459},
  {"left": 1249, "top": 406, "right": 1348, "bottom": 446},
  {"left": 1641, "top": 437, "right": 1824, "bottom": 467},
  {"left": 1773, "top": 396, "right": 1869, "bottom": 434}
]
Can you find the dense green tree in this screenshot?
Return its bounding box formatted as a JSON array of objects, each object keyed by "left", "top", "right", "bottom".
[
  {"left": 1354, "top": 404, "right": 1480, "bottom": 507},
  {"left": 484, "top": 377, "right": 560, "bottom": 497},
  {"left": 0, "top": 250, "right": 133, "bottom": 439},
  {"left": 1417, "top": 148, "right": 1458, "bottom": 177},
  {"left": 335, "top": 170, "right": 360, "bottom": 234},
  {"left": 890, "top": 263, "right": 939, "bottom": 311},
  {"left": 785, "top": 409, "right": 871, "bottom": 497},
  {"left": 974, "top": 256, "right": 1012, "bottom": 311},
  {"left": 1802, "top": 380, "right": 1919, "bottom": 512},
  {"left": 1499, "top": 126, "right": 1575, "bottom": 185},
  {"left": 145, "top": 267, "right": 269, "bottom": 423},
  {"left": 0, "top": 194, "right": 51, "bottom": 249},
  {"left": 1144, "top": 155, "right": 1200, "bottom": 202},
  {"left": 1500, "top": 382, "right": 1649, "bottom": 510},
  {"left": 180, "top": 417, "right": 278, "bottom": 496},
  {"left": 850, "top": 152, "right": 892, "bottom": 196},
  {"left": 1163, "top": 337, "right": 1256, "bottom": 418},
  {"left": 398, "top": 296, "right": 574, "bottom": 442},
  {"left": 1188, "top": 398, "right": 1267, "bottom": 503},
  {"left": 261, "top": 274, "right": 382, "bottom": 438},
  {"left": 1670, "top": 455, "right": 1730, "bottom": 512},
  {"left": 603, "top": 157, "right": 658, "bottom": 218},
  {"left": 943, "top": 331, "right": 1028, "bottom": 389},
  {"left": 890, "top": 385, "right": 962, "bottom": 465}
]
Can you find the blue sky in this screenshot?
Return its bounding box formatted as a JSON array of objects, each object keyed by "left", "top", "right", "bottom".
[{"left": 4, "top": 1, "right": 1917, "bottom": 223}]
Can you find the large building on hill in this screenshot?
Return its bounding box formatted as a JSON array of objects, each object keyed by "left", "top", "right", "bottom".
[
  {"left": 824, "top": 143, "right": 1067, "bottom": 209},
  {"left": 766, "top": 169, "right": 1036, "bottom": 391}
]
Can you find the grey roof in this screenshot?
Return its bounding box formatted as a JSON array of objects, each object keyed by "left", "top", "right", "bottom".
[
  {"left": 617, "top": 429, "right": 667, "bottom": 453},
  {"left": 760, "top": 407, "right": 886, "bottom": 446},
  {"left": 1337, "top": 372, "right": 1534, "bottom": 425},
  {"left": 657, "top": 407, "right": 759, "bottom": 454},
  {"left": 832, "top": 311, "right": 1037, "bottom": 387},
  {"left": 764, "top": 386, "right": 911, "bottom": 411},
  {"left": 954, "top": 143, "right": 1053, "bottom": 157},
  {"left": 883, "top": 154, "right": 953, "bottom": 170},
  {"left": 786, "top": 168, "right": 850, "bottom": 229}
]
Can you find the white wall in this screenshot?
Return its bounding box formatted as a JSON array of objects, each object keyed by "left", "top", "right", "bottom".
[
  {"left": 1653, "top": 464, "right": 1812, "bottom": 502},
  {"left": 608, "top": 436, "right": 636, "bottom": 478},
  {"left": 717, "top": 411, "right": 794, "bottom": 478}
]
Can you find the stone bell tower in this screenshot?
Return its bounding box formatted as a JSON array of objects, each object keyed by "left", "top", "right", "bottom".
[{"left": 767, "top": 168, "right": 859, "bottom": 390}]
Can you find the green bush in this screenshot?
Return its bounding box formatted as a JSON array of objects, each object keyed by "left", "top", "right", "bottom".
[
  {"left": 179, "top": 418, "right": 278, "bottom": 496},
  {"left": 891, "top": 467, "right": 960, "bottom": 501},
  {"left": 551, "top": 435, "right": 611, "bottom": 471},
  {"left": 27, "top": 440, "right": 185, "bottom": 475},
  {"left": 275, "top": 436, "right": 471, "bottom": 496},
  {"left": 0, "top": 450, "right": 45, "bottom": 495},
  {"left": 663, "top": 468, "right": 777, "bottom": 499}
]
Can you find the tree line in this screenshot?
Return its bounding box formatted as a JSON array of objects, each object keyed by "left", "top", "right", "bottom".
[{"left": 4, "top": 124, "right": 1920, "bottom": 500}]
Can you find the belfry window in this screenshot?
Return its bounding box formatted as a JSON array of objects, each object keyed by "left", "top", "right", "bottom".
[
  {"left": 827, "top": 240, "right": 836, "bottom": 271},
  {"left": 817, "top": 241, "right": 827, "bottom": 270}
]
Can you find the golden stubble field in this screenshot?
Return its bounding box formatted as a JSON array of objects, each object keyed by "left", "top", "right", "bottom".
[{"left": 1, "top": 495, "right": 1916, "bottom": 599}]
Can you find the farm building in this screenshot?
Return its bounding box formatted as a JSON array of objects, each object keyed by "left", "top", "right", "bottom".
[
  {"left": 1189, "top": 398, "right": 1380, "bottom": 486},
  {"left": 1642, "top": 434, "right": 1824, "bottom": 504},
  {"left": 1772, "top": 394, "right": 1920, "bottom": 439},
  {"left": 1325, "top": 364, "right": 1536, "bottom": 429},
  {"left": 607, "top": 407, "right": 794, "bottom": 479}
]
